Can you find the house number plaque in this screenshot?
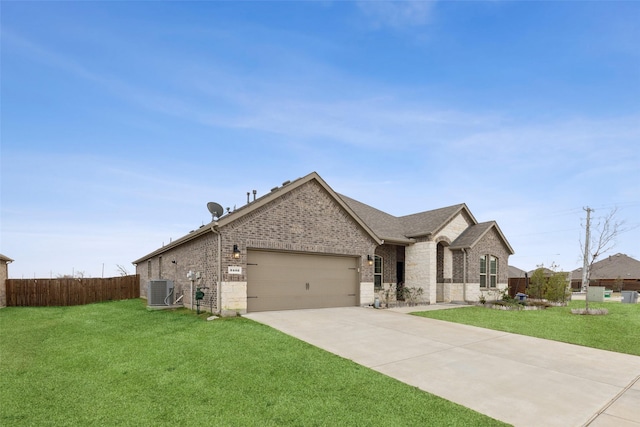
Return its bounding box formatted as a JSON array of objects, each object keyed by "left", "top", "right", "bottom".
[{"left": 228, "top": 266, "right": 242, "bottom": 275}]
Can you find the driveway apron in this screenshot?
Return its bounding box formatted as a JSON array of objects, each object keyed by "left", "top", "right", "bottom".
[{"left": 245, "top": 306, "right": 640, "bottom": 427}]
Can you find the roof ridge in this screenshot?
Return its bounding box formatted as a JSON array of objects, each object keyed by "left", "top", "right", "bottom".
[{"left": 398, "top": 203, "right": 466, "bottom": 220}]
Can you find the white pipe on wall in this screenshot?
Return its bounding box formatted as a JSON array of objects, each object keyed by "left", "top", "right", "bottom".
[
  {"left": 210, "top": 223, "right": 221, "bottom": 315},
  {"left": 462, "top": 248, "right": 467, "bottom": 302}
]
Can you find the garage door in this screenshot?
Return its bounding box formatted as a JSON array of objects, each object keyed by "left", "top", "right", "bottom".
[{"left": 247, "top": 250, "right": 359, "bottom": 312}]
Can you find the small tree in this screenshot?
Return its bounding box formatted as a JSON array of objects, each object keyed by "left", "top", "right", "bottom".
[
  {"left": 580, "top": 207, "right": 627, "bottom": 310},
  {"left": 544, "top": 264, "right": 570, "bottom": 303},
  {"left": 612, "top": 276, "right": 624, "bottom": 293},
  {"left": 527, "top": 263, "right": 569, "bottom": 302},
  {"left": 528, "top": 267, "right": 546, "bottom": 299}
]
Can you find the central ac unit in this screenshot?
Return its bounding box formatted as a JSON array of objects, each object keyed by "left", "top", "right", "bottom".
[{"left": 148, "top": 280, "right": 174, "bottom": 306}]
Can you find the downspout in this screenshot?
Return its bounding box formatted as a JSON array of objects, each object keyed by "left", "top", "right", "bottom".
[
  {"left": 462, "top": 248, "right": 467, "bottom": 302},
  {"left": 210, "top": 223, "right": 222, "bottom": 315}
]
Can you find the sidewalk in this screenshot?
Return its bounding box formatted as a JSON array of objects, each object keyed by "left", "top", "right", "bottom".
[{"left": 245, "top": 306, "right": 640, "bottom": 427}]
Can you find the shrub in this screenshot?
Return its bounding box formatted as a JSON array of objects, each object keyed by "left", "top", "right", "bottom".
[{"left": 402, "top": 286, "right": 424, "bottom": 305}]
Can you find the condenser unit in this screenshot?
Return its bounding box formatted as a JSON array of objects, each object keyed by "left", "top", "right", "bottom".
[{"left": 148, "top": 280, "right": 174, "bottom": 306}]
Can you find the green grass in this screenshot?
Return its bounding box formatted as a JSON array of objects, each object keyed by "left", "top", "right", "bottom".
[
  {"left": 0, "top": 300, "right": 506, "bottom": 426},
  {"left": 413, "top": 301, "right": 640, "bottom": 356}
]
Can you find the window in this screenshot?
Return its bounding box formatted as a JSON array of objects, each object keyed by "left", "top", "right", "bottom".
[
  {"left": 147, "top": 260, "right": 151, "bottom": 279},
  {"left": 158, "top": 256, "right": 163, "bottom": 279},
  {"left": 374, "top": 255, "right": 383, "bottom": 290},
  {"left": 480, "top": 255, "right": 498, "bottom": 288},
  {"left": 489, "top": 256, "right": 498, "bottom": 288}
]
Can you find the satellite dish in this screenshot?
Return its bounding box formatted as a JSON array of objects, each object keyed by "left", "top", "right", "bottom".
[{"left": 207, "top": 202, "right": 224, "bottom": 220}]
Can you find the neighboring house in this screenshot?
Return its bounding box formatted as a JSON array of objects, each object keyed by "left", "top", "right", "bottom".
[
  {"left": 508, "top": 265, "right": 527, "bottom": 278},
  {"left": 571, "top": 253, "right": 640, "bottom": 292},
  {"left": 0, "top": 254, "right": 14, "bottom": 308},
  {"left": 133, "top": 172, "right": 514, "bottom": 314}
]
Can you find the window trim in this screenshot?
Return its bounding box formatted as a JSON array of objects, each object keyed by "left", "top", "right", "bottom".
[
  {"left": 489, "top": 256, "right": 498, "bottom": 288},
  {"left": 374, "top": 255, "right": 383, "bottom": 290},
  {"left": 480, "top": 254, "right": 498, "bottom": 288}
]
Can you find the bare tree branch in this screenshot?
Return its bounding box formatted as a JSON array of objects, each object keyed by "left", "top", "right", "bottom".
[{"left": 116, "top": 264, "right": 130, "bottom": 276}]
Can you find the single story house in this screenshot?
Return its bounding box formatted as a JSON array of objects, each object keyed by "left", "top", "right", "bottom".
[
  {"left": 571, "top": 253, "right": 640, "bottom": 292},
  {"left": 133, "top": 172, "right": 514, "bottom": 315}
]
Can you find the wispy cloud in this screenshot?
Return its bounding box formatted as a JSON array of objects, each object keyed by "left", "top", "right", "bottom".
[{"left": 357, "top": 1, "right": 437, "bottom": 29}]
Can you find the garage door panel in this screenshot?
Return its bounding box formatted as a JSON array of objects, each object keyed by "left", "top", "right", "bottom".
[{"left": 247, "top": 250, "right": 358, "bottom": 312}]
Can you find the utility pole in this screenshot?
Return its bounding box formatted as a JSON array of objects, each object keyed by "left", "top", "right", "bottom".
[{"left": 581, "top": 207, "right": 593, "bottom": 293}]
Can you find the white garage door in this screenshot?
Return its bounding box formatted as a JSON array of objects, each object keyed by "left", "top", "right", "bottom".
[{"left": 246, "top": 250, "right": 359, "bottom": 312}]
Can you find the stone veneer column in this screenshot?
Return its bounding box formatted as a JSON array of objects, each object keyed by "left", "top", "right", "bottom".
[
  {"left": 360, "top": 282, "right": 374, "bottom": 306},
  {"left": 405, "top": 241, "right": 437, "bottom": 304},
  {"left": 221, "top": 281, "right": 247, "bottom": 316}
]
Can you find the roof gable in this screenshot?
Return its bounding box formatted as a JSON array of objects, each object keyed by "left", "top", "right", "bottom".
[
  {"left": 338, "top": 194, "right": 412, "bottom": 244},
  {"left": 339, "top": 197, "right": 480, "bottom": 244},
  {"left": 450, "top": 221, "right": 515, "bottom": 254},
  {"left": 400, "top": 204, "right": 475, "bottom": 239},
  {"left": 133, "top": 172, "right": 381, "bottom": 263},
  {"left": 134, "top": 172, "right": 515, "bottom": 263}
]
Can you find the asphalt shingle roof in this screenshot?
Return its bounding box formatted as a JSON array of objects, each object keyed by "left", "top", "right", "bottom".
[
  {"left": 400, "top": 205, "right": 468, "bottom": 238},
  {"left": 508, "top": 265, "right": 527, "bottom": 278},
  {"left": 449, "top": 222, "right": 494, "bottom": 249},
  {"left": 339, "top": 194, "right": 471, "bottom": 244},
  {"left": 571, "top": 253, "right": 640, "bottom": 280},
  {"left": 338, "top": 194, "right": 412, "bottom": 243}
]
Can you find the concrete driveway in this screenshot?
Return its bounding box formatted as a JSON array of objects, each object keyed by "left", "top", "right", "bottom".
[{"left": 245, "top": 306, "right": 640, "bottom": 427}]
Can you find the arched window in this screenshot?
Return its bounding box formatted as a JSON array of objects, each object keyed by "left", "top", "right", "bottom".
[
  {"left": 480, "top": 255, "right": 498, "bottom": 288},
  {"left": 374, "top": 255, "right": 383, "bottom": 290}
]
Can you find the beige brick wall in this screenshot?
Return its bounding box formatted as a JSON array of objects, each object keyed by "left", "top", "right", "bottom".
[
  {"left": 360, "top": 282, "right": 375, "bottom": 305},
  {"left": 436, "top": 212, "right": 472, "bottom": 242},
  {"left": 0, "top": 262, "right": 8, "bottom": 308},
  {"left": 450, "top": 226, "right": 512, "bottom": 302},
  {"left": 405, "top": 241, "right": 437, "bottom": 303},
  {"left": 221, "top": 281, "right": 247, "bottom": 315},
  {"left": 136, "top": 179, "right": 378, "bottom": 314},
  {"left": 136, "top": 233, "right": 218, "bottom": 311}
]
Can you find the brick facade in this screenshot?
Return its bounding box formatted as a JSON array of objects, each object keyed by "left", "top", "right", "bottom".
[
  {"left": 136, "top": 179, "right": 378, "bottom": 314},
  {"left": 374, "top": 244, "right": 401, "bottom": 305},
  {"left": 450, "top": 227, "right": 512, "bottom": 302},
  {"left": 135, "top": 173, "right": 513, "bottom": 312},
  {"left": 0, "top": 261, "right": 8, "bottom": 308}
]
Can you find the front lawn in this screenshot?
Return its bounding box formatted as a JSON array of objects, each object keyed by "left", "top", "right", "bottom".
[
  {"left": 0, "top": 299, "right": 505, "bottom": 426},
  {"left": 413, "top": 301, "right": 640, "bottom": 356}
]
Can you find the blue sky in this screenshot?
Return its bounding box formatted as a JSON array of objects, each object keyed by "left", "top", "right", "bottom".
[{"left": 2, "top": 1, "right": 639, "bottom": 278}]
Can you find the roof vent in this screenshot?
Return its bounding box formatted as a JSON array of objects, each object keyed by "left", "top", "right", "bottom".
[{"left": 282, "top": 180, "right": 291, "bottom": 186}]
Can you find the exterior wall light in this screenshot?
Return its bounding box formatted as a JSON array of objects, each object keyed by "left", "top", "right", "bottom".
[
  {"left": 232, "top": 244, "right": 241, "bottom": 259},
  {"left": 367, "top": 255, "right": 374, "bottom": 266}
]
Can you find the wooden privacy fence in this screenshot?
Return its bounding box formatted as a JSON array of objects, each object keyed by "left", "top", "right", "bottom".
[
  {"left": 5, "top": 275, "right": 140, "bottom": 307},
  {"left": 508, "top": 277, "right": 528, "bottom": 298}
]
